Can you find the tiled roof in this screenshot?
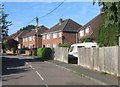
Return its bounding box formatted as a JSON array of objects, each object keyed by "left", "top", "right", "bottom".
[
  {"left": 22, "top": 25, "right": 48, "bottom": 38},
  {"left": 79, "top": 13, "right": 105, "bottom": 40},
  {"left": 44, "top": 19, "right": 82, "bottom": 34}
]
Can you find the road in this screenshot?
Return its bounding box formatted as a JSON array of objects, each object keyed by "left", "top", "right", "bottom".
[{"left": 2, "top": 54, "right": 101, "bottom": 86}]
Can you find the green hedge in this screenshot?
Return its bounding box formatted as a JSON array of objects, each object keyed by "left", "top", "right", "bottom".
[
  {"left": 59, "top": 43, "right": 71, "bottom": 48},
  {"left": 42, "top": 48, "right": 52, "bottom": 59},
  {"left": 37, "top": 48, "right": 44, "bottom": 57},
  {"left": 37, "top": 48, "right": 52, "bottom": 59}
]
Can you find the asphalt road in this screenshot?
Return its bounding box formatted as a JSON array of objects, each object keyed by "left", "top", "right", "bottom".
[{"left": 2, "top": 54, "right": 101, "bottom": 86}]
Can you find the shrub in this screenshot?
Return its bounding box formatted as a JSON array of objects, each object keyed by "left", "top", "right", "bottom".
[
  {"left": 59, "top": 43, "right": 71, "bottom": 48},
  {"left": 37, "top": 48, "right": 44, "bottom": 57},
  {"left": 42, "top": 48, "right": 52, "bottom": 59}
]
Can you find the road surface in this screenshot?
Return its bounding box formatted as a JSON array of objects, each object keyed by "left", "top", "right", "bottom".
[{"left": 2, "top": 54, "right": 101, "bottom": 86}]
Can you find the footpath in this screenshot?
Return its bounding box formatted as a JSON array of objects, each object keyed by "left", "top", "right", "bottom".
[{"left": 46, "top": 60, "right": 119, "bottom": 86}]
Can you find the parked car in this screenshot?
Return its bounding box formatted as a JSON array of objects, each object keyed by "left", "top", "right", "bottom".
[{"left": 68, "top": 42, "right": 98, "bottom": 58}]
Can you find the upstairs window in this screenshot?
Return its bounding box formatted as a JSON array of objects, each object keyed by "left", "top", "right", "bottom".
[
  {"left": 33, "top": 36, "right": 35, "bottom": 40},
  {"left": 85, "top": 27, "right": 89, "bottom": 34},
  {"left": 43, "top": 35, "right": 45, "bottom": 40},
  {"left": 53, "top": 33, "right": 57, "bottom": 38},
  {"left": 29, "top": 36, "right": 32, "bottom": 41},
  {"left": 47, "top": 34, "right": 50, "bottom": 39},
  {"left": 26, "top": 37, "right": 28, "bottom": 41},
  {"left": 80, "top": 30, "right": 84, "bottom": 37},
  {"left": 59, "top": 32, "right": 62, "bottom": 37}
]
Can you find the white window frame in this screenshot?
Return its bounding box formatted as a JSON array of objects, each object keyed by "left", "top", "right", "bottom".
[
  {"left": 33, "top": 36, "right": 35, "bottom": 40},
  {"left": 46, "top": 44, "right": 50, "bottom": 47},
  {"left": 53, "top": 44, "right": 57, "bottom": 48},
  {"left": 85, "top": 27, "right": 89, "bottom": 34},
  {"left": 47, "top": 34, "right": 50, "bottom": 39},
  {"left": 26, "top": 37, "right": 28, "bottom": 41},
  {"left": 43, "top": 35, "right": 45, "bottom": 40},
  {"left": 80, "top": 30, "right": 84, "bottom": 37},
  {"left": 29, "top": 36, "right": 32, "bottom": 41},
  {"left": 53, "top": 33, "right": 57, "bottom": 38},
  {"left": 59, "top": 32, "right": 62, "bottom": 37}
]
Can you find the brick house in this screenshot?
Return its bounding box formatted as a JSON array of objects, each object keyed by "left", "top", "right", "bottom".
[
  {"left": 42, "top": 19, "right": 82, "bottom": 48},
  {"left": 78, "top": 12, "right": 105, "bottom": 43},
  {"left": 22, "top": 25, "right": 48, "bottom": 49},
  {"left": 8, "top": 30, "right": 30, "bottom": 49}
]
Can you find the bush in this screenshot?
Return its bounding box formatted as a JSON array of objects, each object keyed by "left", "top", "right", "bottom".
[
  {"left": 42, "top": 48, "right": 52, "bottom": 59},
  {"left": 59, "top": 43, "right": 71, "bottom": 48},
  {"left": 37, "top": 48, "right": 44, "bottom": 57}
]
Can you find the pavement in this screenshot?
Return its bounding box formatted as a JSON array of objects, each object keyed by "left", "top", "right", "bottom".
[{"left": 46, "top": 59, "right": 119, "bottom": 86}]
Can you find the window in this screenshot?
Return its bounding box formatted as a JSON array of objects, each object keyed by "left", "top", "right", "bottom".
[
  {"left": 23, "top": 38, "right": 25, "bottom": 42},
  {"left": 80, "top": 30, "right": 84, "bottom": 37},
  {"left": 29, "top": 36, "right": 32, "bottom": 41},
  {"left": 53, "top": 33, "right": 57, "bottom": 38},
  {"left": 47, "top": 34, "right": 50, "bottom": 39},
  {"left": 26, "top": 37, "right": 28, "bottom": 41},
  {"left": 53, "top": 44, "right": 57, "bottom": 48},
  {"left": 85, "top": 27, "right": 89, "bottom": 34},
  {"left": 59, "top": 32, "right": 62, "bottom": 37},
  {"left": 33, "top": 36, "right": 35, "bottom": 40},
  {"left": 46, "top": 44, "right": 50, "bottom": 47},
  {"left": 15, "top": 37, "right": 18, "bottom": 41},
  {"left": 43, "top": 35, "right": 45, "bottom": 40}
]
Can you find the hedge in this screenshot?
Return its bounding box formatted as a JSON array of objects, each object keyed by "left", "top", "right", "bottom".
[
  {"left": 37, "top": 48, "right": 52, "bottom": 59},
  {"left": 37, "top": 48, "right": 44, "bottom": 57},
  {"left": 42, "top": 48, "right": 52, "bottom": 59}
]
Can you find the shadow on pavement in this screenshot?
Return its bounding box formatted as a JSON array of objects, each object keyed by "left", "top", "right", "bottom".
[{"left": 2, "top": 57, "right": 27, "bottom": 75}]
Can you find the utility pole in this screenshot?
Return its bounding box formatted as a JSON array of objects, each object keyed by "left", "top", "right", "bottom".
[{"left": 36, "top": 16, "right": 38, "bottom": 49}]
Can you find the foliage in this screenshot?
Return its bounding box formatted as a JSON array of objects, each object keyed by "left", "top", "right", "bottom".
[
  {"left": 37, "top": 48, "right": 52, "bottom": 59},
  {"left": 94, "top": 1, "right": 120, "bottom": 46},
  {"left": 6, "top": 39, "right": 19, "bottom": 51},
  {"left": 42, "top": 48, "right": 52, "bottom": 59},
  {"left": 59, "top": 43, "right": 71, "bottom": 48},
  {"left": 19, "top": 25, "right": 35, "bottom": 31},
  {"left": 0, "top": 4, "right": 12, "bottom": 37},
  {"left": 37, "top": 48, "right": 44, "bottom": 57}
]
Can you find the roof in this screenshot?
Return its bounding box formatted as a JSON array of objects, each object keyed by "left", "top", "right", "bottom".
[
  {"left": 23, "top": 25, "right": 48, "bottom": 38},
  {"left": 79, "top": 13, "right": 105, "bottom": 40},
  {"left": 8, "top": 30, "right": 30, "bottom": 39},
  {"left": 44, "top": 19, "right": 82, "bottom": 34}
]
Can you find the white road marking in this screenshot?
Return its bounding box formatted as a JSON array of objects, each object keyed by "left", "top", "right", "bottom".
[
  {"left": 29, "top": 65, "right": 35, "bottom": 70},
  {"left": 36, "top": 71, "right": 44, "bottom": 81}
]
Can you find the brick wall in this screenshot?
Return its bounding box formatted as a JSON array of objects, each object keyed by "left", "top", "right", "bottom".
[
  {"left": 63, "top": 32, "right": 77, "bottom": 44},
  {"left": 42, "top": 32, "right": 62, "bottom": 48}
]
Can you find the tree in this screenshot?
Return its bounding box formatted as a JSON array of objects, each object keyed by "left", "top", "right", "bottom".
[
  {"left": 94, "top": 1, "right": 120, "bottom": 46},
  {"left": 0, "top": 4, "right": 12, "bottom": 38},
  {"left": 19, "top": 25, "right": 35, "bottom": 31},
  {"left": 0, "top": 4, "right": 12, "bottom": 52},
  {"left": 6, "top": 39, "right": 19, "bottom": 53}
]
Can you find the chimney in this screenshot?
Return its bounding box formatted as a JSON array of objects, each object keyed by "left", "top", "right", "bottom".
[
  {"left": 100, "top": 8, "right": 104, "bottom": 14},
  {"left": 59, "top": 18, "right": 63, "bottom": 25}
]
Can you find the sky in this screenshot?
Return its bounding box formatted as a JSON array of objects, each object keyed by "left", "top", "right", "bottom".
[{"left": 3, "top": 2, "right": 101, "bottom": 35}]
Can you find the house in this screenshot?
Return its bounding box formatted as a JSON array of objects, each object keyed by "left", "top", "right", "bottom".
[
  {"left": 78, "top": 10, "right": 105, "bottom": 43},
  {"left": 22, "top": 25, "right": 48, "bottom": 49},
  {"left": 8, "top": 30, "right": 30, "bottom": 49},
  {"left": 42, "top": 19, "right": 82, "bottom": 48}
]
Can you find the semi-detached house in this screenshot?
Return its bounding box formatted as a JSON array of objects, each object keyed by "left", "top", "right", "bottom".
[
  {"left": 78, "top": 11, "right": 105, "bottom": 43},
  {"left": 42, "top": 19, "right": 82, "bottom": 48},
  {"left": 22, "top": 25, "right": 48, "bottom": 49}
]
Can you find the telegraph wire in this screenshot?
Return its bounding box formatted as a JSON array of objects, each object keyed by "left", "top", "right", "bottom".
[{"left": 16, "top": 0, "right": 65, "bottom": 30}]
